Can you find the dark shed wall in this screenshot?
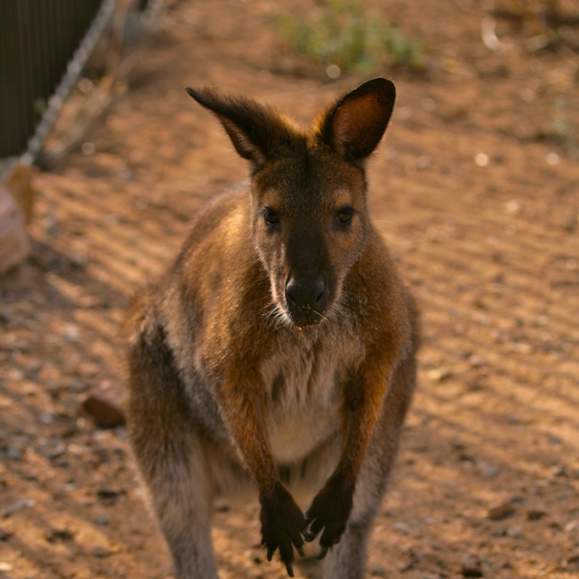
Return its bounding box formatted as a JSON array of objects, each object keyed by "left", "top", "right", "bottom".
[{"left": 0, "top": 0, "right": 103, "bottom": 158}]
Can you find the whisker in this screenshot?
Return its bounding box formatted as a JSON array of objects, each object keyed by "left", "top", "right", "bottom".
[{"left": 310, "top": 307, "right": 330, "bottom": 323}]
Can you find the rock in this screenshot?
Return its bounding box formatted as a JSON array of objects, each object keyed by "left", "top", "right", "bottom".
[
  {"left": 94, "top": 514, "right": 110, "bottom": 526},
  {"left": 370, "top": 565, "right": 387, "bottom": 577},
  {"left": 393, "top": 521, "right": 410, "bottom": 534},
  {"left": 81, "top": 394, "right": 126, "bottom": 429},
  {"left": 478, "top": 462, "right": 499, "bottom": 478},
  {"left": 91, "top": 546, "right": 113, "bottom": 558},
  {"left": 487, "top": 502, "right": 515, "bottom": 521},
  {"left": 45, "top": 529, "right": 74, "bottom": 543},
  {"left": 527, "top": 509, "right": 546, "bottom": 521},
  {"left": 428, "top": 367, "right": 454, "bottom": 383},
  {"left": 461, "top": 554, "right": 484, "bottom": 577},
  {"left": 2, "top": 498, "right": 35, "bottom": 518},
  {"left": 566, "top": 553, "right": 579, "bottom": 570},
  {"left": 96, "top": 487, "right": 124, "bottom": 504},
  {"left": 506, "top": 526, "right": 523, "bottom": 538}
]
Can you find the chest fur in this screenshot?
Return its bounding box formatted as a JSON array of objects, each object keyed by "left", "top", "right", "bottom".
[{"left": 260, "top": 328, "right": 365, "bottom": 464}]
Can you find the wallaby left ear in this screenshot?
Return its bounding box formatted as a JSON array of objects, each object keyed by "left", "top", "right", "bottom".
[
  {"left": 186, "top": 87, "right": 302, "bottom": 169},
  {"left": 317, "top": 78, "right": 396, "bottom": 161}
]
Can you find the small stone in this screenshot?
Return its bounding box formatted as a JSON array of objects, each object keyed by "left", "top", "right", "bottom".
[
  {"left": 96, "top": 488, "right": 123, "bottom": 504},
  {"left": 0, "top": 562, "right": 13, "bottom": 572},
  {"left": 527, "top": 509, "right": 546, "bottom": 521},
  {"left": 507, "top": 526, "right": 523, "bottom": 538},
  {"left": 46, "top": 529, "right": 74, "bottom": 543},
  {"left": 393, "top": 521, "right": 410, "bottom": 534},
  {"left": 504, "top": 200, "right": 521, "bottom": 215},
  {"left": 91, "top": 546, "right": 112, "bottom": 558},
  {"left": 325, "top": 64, "right": 341, "bottom": 79},
  {"left": 63, "top": 324, "right": 80, "bottom": 342},
  {"left": 0, "top": 528, "right": 12, "bottom": 541},
  {"left": 566, "top": 553, "right": 579, "bottom": 570},
  {"left": 428, "top": 368, "right": 453, "bottom": 383},
  {"left": 81, "top": 395, "right": 126, "bottom": 429},
  {"left": 461, "top": 554, "right": 483, "bottom": 577},
  {"left": 2, "top": 498, "right": 34, "bottom": 518},
  {"left": 551, "top": 466, "right": 568, "bottom": 478},
  {"left": 478, "top": 462, "right": 499, "bottom": 478},
  {"left": 94, "top": 514, "right": 109, "bottom": 526},
  {"left": 474, "top": 153, "right": 489, "bottom": 167},
  {"left": 370, "top": 565, "right": 387, "bottom": 577},
  {"left": 487, "top": 502, "right": 515, "bottom": 521}
]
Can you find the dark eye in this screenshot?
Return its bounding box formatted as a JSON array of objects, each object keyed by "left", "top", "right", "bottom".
[
  {"left": 336, "top": 205, "right": 355, "bottom": 226},
  {"left": 263, "top": 206, "right": 281, "bottom": 229}
]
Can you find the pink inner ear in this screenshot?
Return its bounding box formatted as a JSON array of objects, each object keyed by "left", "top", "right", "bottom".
[{"left": 333, "top": 93, "right": 390, "bottom": 158}]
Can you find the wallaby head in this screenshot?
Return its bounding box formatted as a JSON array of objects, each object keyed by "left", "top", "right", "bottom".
[{"left": 186, "top": 78, "right": 395, "bottom": 327}]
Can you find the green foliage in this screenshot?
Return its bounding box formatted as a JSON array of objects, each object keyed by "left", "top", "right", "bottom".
[{"left": 275, "top": 0, "right": 424, "bottom": 75}]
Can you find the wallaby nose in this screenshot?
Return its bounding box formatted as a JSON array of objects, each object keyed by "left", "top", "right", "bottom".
[{"left": 285, "top": 276, "right": 326, "bottom": 309}]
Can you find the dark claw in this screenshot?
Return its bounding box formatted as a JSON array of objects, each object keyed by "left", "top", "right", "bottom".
[
  {"left": 259, "top": 482, "right": 307, "bottom": 577},
  {"left": 317, "top": 546, "right": 329, "bottom": 560}
]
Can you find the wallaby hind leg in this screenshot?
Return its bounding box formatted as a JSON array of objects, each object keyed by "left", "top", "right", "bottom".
[
  {"left": 322, "top": 348, "right": 417, "bottom": 579},
  {"left": 127, "top": 321, "right": 218, "bottom": 579}
]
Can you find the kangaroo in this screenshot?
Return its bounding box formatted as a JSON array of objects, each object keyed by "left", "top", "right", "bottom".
[{"left": 125, "top": 77, "right": 419, "bottom": 579}]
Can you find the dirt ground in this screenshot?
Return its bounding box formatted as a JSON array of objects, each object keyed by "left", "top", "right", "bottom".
[{"left": 1, "top": 1, "right": 578, "bottom": 577}]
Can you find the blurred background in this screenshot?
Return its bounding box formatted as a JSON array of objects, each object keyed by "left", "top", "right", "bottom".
[{"left": 0, "top": 1, "right": 578, "bottom": 577}]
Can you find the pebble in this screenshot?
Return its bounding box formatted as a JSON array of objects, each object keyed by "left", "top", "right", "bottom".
[
  {"left": 81, "top": 395, "right": 126, "bottom": 429},
  {"left": 427, "top": 368, "right": 454, "bottom": 383},
  {"left": 63, "top": 324, "right": 80, "bottom": 342},
  {"left": 527, "top": 509, "right": 546, "bottom": 521},
  {"left": 94, "top": 514, "right": 110, "bottom": 526},
  {"left": 566, "top": 553, "right": 579, "bottom": 570},
  {"left": 97, "top": 488, "right": 123, "bottom": 504},
  {"left": 91, "top": 546, "right": 112, "bottom": 558},
  {"left": 478, "top": 462, "right": 499, "bottom": 478},
  {"left": 46, "top": 529, "right": 74, "bottom": 543},
  {"left": 507, "top": 526, "right": 523, "bottom": 538},
  {"left": 487, "top": 502, "right": 515, "bottom": 521},
  {"left": 393, "top": 521, "right": 410, "bottom": 534},
  {"left": 474, "top": 153, "right": 489, "bottom": 167},
  {"left": 2, "top": 499, "right": 35, "bottom": 518},
  {"left": 461, "top": 554, "right": 484, "bottom": 577}
]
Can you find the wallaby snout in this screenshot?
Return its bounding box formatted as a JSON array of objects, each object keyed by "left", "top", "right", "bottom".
[{"left": 285, "top": 274, "right": 327, "bottom": 325}]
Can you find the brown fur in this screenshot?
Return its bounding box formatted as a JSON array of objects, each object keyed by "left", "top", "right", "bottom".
[{"left": 126, "top": 78, "right": 419, "bottom": 578}]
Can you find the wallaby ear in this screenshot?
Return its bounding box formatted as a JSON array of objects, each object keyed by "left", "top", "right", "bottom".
[
  {"left": 317, "top": 78, "right": 396, "bottom": 161},
  {"left": 186, "top": 87, "right": 302, "bottom": 168}
]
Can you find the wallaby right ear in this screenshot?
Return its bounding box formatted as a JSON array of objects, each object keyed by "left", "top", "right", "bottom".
[
  {"left": 316, "top": 78, "right": 396, "bottom": 162},
  {"left": 186, "top": 87, "right": 302, "bottom": 168}
]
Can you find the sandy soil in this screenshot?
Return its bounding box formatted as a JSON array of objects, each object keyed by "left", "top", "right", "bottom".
[{"left": 1, "top": 1, "right": 578, "bottom": 577}]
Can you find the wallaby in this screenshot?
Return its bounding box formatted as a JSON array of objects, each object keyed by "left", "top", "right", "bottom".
[{"left": 125, "top": 77, "right": 419, "bottom": 579}]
